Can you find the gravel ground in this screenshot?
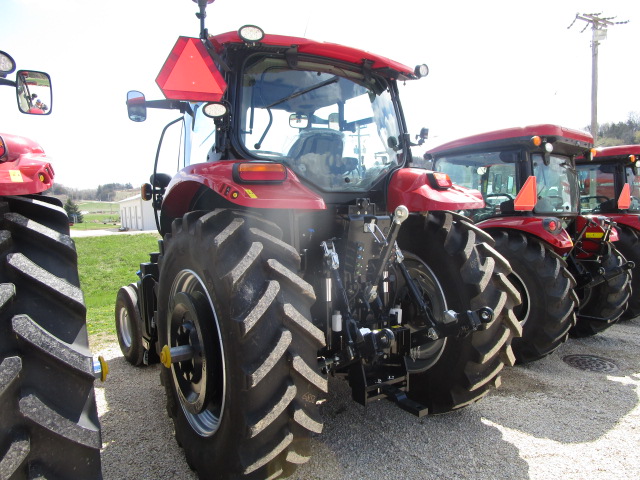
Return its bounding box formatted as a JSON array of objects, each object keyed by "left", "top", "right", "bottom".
[{"left": 92, "top": 316, "right": 640, "bottom": 480}]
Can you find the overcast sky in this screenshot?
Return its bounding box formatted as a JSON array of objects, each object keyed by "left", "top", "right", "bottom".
[{"left": 1, "top": 0, "right": 637, "bottom": 189}]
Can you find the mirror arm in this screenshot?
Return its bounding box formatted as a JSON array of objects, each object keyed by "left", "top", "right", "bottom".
[
  {"left": 145, "top": 99, "right": 193, "bottom": 115},
  {"left": 0, "top": 78, "right": 16, "bottom": 87}
]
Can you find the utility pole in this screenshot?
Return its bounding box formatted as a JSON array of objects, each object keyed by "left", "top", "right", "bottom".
[{"left": 568, "top": 13, "right": 628, "bottom": 143}]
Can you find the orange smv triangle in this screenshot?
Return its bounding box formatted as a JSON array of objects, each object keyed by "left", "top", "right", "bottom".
[
  {"left": 514, "top": 175, "right": 537, "bottom": 211},
  {"left": 156, "top": 37, "right": 227, "bottom": 102},
  {"left": 617, "top": 183, "right": 631, "bottom": 210}
]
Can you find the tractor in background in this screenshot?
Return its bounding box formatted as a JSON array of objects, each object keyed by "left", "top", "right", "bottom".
[
  {"left": 576, "top": 144, "right": 640, "bottom": 319},
  {"left": 424, "top": 124, "right": 632, "bottom": 362},
  {"left": 0, "top": 51, "right": 103, "bottom": 479},
  {"left": 114, "top": 1, "right": 521, "bottom": 478}
]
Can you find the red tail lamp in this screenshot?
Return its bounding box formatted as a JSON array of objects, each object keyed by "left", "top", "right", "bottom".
[
  {"left": 542, "top": 217, "right": 563, "bottom": 234},
  {"left": 427, "top": 172, "right": 452, "bottom": 189},
  {"left": 234, "top": 163, "right": 287, "bottom": 183}
]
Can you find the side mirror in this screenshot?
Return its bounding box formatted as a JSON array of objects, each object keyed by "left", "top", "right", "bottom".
[
  {"left": 16, "top": 70, "right": 52, "bottom": 115},
  {"left": 127, "top": 90, "right": 147, "bottom": 122},
  {"left": 289, "top": 113, "right": 309, "bottom": 129}
]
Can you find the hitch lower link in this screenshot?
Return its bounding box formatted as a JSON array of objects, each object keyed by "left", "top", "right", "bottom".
[{"left": 576, "top": 260, "right": 635, "bottom": 291}]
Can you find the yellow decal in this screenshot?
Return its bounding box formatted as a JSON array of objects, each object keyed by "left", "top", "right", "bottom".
[
  {"left": 585, "top": 232, "right": 604, "bottom": 239},
  {"left": 9, "top": 170, "right": 24, "bottom": 182},
  {"left": 244, "top": 189, "right": 258, "bottom": 199}
]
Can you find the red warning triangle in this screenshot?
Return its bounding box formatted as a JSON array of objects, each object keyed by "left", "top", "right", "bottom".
[
  {"left": 618, "top": 183, "right": 631, "bottom": 210},
  {"left": 514, "top": 175, "right": 537, "bottom": 211},
  {"left": 156, "top": 37, "right": 227, "bottom": 102}
]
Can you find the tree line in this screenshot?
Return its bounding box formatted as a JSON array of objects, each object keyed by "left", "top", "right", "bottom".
[
  {"left": 50, "top": 182, "right": 134, "bottom": 201},
  {"left": 593, "top": 112, "right": 640, "bottom": 147}
]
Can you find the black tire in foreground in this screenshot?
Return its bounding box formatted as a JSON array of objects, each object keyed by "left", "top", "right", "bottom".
[
  {"left": 115, "top": 284, "right": 145, "bottom": 366},
  {"left": 397, "top": 211, "right": 522, "bottom": 414},
  {"left": 491, "top": 230, "right": 577, "bottom": 363},
  {"left": 157, "top": 209, "right": 326, "bottom": 480},
  {"left": 571, "top": 243, "right": 631, "bottom": 337},
  {"left": 0, "top": 195, "right": 102, "bottom": 479},
  {"left": 614, "top": 225, "right": 640, "bottom": 320}
]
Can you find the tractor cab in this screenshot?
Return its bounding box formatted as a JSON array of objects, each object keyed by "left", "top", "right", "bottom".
[
  {"left": 576, "top": 145, "right": 640, "bottom": 215},
  {"left": 425, "top": 124, "right": 587, "bottom": 226}
]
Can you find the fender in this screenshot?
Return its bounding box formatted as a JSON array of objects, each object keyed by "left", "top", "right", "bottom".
[
  {"left": 606, "top": 213, "right": 640, "bottom": 232},
  {"left": 0, "top": 132, "right": 54, "bottom": 195},
  {"left": 478, "top": 216, "right": 574, "bottom": 254},
  {"left": 161, "top": 160, "right": 326, "bottom": 221},
  {"left": 387, "top": 168, "right": 485, "bottom": 212}
]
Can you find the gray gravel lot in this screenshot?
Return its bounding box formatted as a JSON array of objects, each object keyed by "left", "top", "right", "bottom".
[{"left": 93, "top": 317, "right": 640, "bottom": 480}]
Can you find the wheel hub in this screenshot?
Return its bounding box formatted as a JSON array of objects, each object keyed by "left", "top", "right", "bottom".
[{"left": 170, "top": 291, "right": 212, "bottom": 415}]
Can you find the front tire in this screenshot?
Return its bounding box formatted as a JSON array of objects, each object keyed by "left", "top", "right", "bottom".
[
  {"left": 115, "top": 284, "right": 145, "bottom": 366},
  {"left": 398, "top": 211, "right": 522, "bottom": 413},
  {"left": 491, "top": 230, "right": 577, "bottom": 363},
  {"left": 157, "top": 210, "right": 326, "bottom": 480},
  {"left": 0, "top": 195, "right": 102, "bottom": 479}
]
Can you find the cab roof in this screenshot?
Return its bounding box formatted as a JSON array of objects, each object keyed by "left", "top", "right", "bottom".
[
  {"left": 426, "top": 124, "right": 593, "bottom": 157},
  {"left": 210, "top": 31, "right": 417, "bottom": 80}
]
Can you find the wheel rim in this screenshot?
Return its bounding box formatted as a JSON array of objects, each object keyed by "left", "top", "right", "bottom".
[
  {"left": 507, "top": 270, "right": 531, "bottom": 327},
  {"left": 168, "top": 269, "right": 225, "bottom": 437},
  {"left": 398, "top": 257, "right": 447, "bottom": 373},
  {"left": 117, "top": 303, "right": 133, "bottom": 348}
]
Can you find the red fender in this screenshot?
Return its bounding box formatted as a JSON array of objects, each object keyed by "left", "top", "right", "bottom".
[
  {"left": 387, "top": 168, "right": 485, "bottom": 212},
  {"left": 0, "top": 132, "right": 54, "bottom": 195},
  {"left": 606, "top": 213, "right": 640, "bottom": 232},
  {"left": 478, "top": 216, "right": 573, "bottom": 254},
  {"left": 161, "top": 160, "right": 326, "bottom": 221}
]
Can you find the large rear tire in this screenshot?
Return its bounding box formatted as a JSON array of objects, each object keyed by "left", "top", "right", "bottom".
[
  {"left": 0, "top": 195, "right": 102, "bottom": 479},
  {"left": 614, "top": 225, "right": 640, "bottom": 320},
  {"left": 157, "top": 209, "right": 326, "bottom": 480},
  {"left": 491, "top": 230, "right": 577, "bottom": 363},
  {"left": 571, "top": 243, "right": 631, "bottom": 337},
  {"left": 398, "top": 211, "right": 522, "bottom": 414}
]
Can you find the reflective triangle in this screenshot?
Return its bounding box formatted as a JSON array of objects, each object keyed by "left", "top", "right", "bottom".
[
  {"left": 156, "top": 37, "right": 227, "bottom": 101},
  {"left": 618, "top": 183, "right": 631, "bottom": 210},
  {"left": 514, "top": 175, "right": 537, "bottom": 211}
]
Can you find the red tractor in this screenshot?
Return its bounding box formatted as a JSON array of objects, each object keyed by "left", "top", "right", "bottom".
[
  {"left": 575, "top": 144, "right": 640, "bottom": 319},
  {"left": 114, "top": 2, "right": 521, "bottom": 478},
  {"left": 0, "top": 51, "right": 103, "bottom": 477},
  {"left": 424, "top": 124, "right": 632, "bottom": 363}
]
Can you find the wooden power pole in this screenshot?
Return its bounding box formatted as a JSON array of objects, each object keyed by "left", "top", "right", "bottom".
[{"left": 568, "top": 13, "right": 628, "bottom": 143}]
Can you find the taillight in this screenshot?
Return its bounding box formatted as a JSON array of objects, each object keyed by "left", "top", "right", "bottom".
[
  {"left": 0, "top": 136, "right": 6, "bottom": 161},
  {"left": 427, "top": 172, "right": 452, "bottom": 189},
  {"left": 542, "top": 217, "right": 563, "bottom": 234},
  {"left": 234, "top": 163, "right": 287, "bottom": 183}
]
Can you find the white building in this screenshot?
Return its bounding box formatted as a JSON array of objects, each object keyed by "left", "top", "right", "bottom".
[{"left": 118, "top": 194, "right": 157, "bottom": 231}]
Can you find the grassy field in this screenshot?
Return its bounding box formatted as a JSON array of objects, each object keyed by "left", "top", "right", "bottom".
[
  {"left": 72, "top": 201, "right": 121, "bottom": 230},
  {"left": 75, "top": 233, "right": 160, "bottom": 336}
]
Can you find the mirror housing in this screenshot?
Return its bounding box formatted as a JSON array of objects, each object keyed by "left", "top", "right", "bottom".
[
  {"left": 16, "top": 70, "right": 52, "bottom": 115},
  {"left": 127, "top": 90, "right": 147, "bottom": 122}
]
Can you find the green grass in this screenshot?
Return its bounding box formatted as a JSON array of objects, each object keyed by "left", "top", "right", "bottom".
[
  {"left": 77, "top": 201, "right": 118, "bottom": 213},
  {"left": 75, "top": 233, "right": 160, "bottom": 336}
]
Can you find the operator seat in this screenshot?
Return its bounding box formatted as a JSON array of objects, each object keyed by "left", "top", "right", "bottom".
[{"left": 287, "top": 129, "right": 345, "bottom": 187}]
